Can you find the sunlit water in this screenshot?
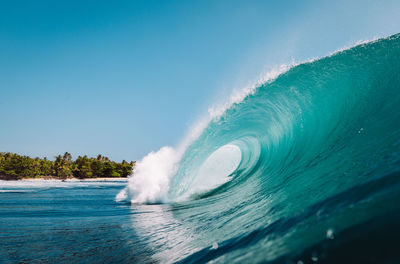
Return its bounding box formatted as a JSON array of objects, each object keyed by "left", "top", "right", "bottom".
[{"left": 2, "top": 34, "right": 400, "bottom": 264}]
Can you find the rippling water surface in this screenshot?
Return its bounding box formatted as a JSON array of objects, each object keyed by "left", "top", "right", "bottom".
[{"left": 0, "top": 180, "right": 153, "bottom": 263}]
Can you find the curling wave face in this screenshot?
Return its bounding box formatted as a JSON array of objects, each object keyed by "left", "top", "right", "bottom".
[{"left": 119, "top": 34, "right": 400, "bottom": 263}]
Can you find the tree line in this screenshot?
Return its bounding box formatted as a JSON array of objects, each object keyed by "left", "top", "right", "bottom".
[{"left": 0, "top": 152, "right": 135, "bottom": 180}]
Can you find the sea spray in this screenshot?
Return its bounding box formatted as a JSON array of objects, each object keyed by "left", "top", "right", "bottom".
[{"left": 117, "top": 146, "right": 180, "bottom": 204}]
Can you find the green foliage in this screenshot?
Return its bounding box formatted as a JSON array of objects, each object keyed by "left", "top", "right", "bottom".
[{"left": 0, "top": 152, "right": 135, "bottom": 180}]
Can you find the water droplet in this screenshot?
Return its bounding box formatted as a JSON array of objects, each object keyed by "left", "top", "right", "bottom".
[
  {"left": 326, "top": 228, "right": 335, "bottom": 239},
  {"left": 211, "top": 242, "right": 218, "bottom": 250},
  {"left": 311, "top": 252, "right": 318, "bottom": 262},
  {"left": 297, "top": 261, "right": 304, "bottom": 264}
]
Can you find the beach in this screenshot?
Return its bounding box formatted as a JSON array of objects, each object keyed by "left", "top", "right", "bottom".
[{"left": 18, "top": 177, "right": 128, "bottom": 181}]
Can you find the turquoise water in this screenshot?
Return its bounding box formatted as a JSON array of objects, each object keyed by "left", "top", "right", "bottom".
[
  {"left": 123, "top": 33, "right": 400, "bottom": 263},
  {"left": 2, "top": 34, "right": 400, "bottom": 263}
]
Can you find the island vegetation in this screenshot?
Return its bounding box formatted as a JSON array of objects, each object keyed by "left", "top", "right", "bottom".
[{"left": 0, "top": 152, "right": 135, "bottom": 180}]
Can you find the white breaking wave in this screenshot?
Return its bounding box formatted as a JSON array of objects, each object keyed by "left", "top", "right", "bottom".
[
  {"left": 207, "top": 64, "right": 293, "bottom": 118},
  {"left": 116, "top": 64, "right": 294, "bottom": 204},
  {"left": 116, "top": 146, "right": 180, "bottom": 204}
]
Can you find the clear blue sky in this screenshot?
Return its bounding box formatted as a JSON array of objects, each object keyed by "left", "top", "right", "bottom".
[{"left": 1, "top": 0, "right": 399, "bottom": 161}]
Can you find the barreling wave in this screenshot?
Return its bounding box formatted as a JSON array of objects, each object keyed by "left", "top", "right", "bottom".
[
  {"left": 117, "top": 64, "right": 293, "bottom": 204},
  {"left": 118, "top": 33, "right": 400, "bottom": 263}
]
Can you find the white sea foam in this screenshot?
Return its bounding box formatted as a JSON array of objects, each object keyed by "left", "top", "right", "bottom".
[{"left": 117, "top": 146, "right": 180, "bottom": 204}]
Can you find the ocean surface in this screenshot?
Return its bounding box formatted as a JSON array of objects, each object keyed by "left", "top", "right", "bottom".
[
  {"left": 2, "top": 33, "right": 400, "bottom": 263},
  {"left": 0, "top": 180, "right": 155, "bottom": 263}
]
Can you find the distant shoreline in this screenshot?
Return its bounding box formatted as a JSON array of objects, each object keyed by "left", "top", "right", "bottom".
[
  {"left": 0, "top": 177, "right": 128, "bottom": 181},
  {"left": 24, "top": 177, "right": 128, "bottom": 181},
  {"left": 0, "top": 152, "right": 135, "bottom": 181}
]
